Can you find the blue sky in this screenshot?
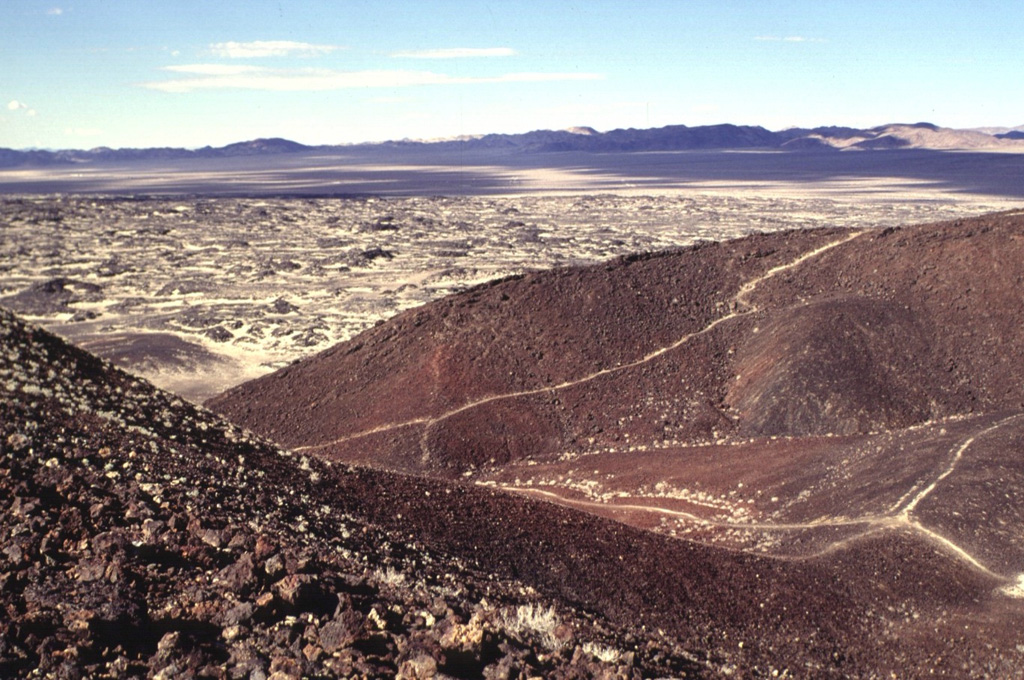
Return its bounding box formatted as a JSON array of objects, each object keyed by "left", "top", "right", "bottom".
[{"left": 2, "top": 0, "right": 1022, "bottom": 149}]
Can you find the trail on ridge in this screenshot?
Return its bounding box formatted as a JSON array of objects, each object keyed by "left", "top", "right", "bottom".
[{"left": 296, "top": 230, "right": 865, "bottom": 455}]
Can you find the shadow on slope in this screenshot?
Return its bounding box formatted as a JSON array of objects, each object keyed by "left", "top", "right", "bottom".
[{"left": 727, "top": 295, "right": 936, "bottom": 436}]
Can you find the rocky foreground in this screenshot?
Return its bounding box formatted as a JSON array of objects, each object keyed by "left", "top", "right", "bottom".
[{"left": 0, "top": 308, "right": 697, "bottom": 678}]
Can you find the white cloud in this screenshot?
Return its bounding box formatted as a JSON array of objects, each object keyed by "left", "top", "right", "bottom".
[
  {"left": 47, "top": 7, "right": 63, "bottom": 15},
  {"left": 492, "top": 72, "right": 601, "bottom": 83},
  {"left": 7, "top": 100, "right": 36, "bottom": 116},
  {"left": 141, "top": 66, "right": 602, "bottom": 93},
  {"left": 209, "top": 40, "right": 343, "bottom": 58},
  {"left": 391, "top": 47, "right": 517, "bottom": 59},
  {"left": 367, "top": 95, "right": 414, "bottom": 104}
]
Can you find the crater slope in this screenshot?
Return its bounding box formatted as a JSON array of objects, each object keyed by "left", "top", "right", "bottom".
[
  {"left": 211, "top": 211, "right": 1024, "bottom": 469},
  {"left": 207, "top": 210, "right": 1024, "bottom": 673},
  {"left": 7, "top": 299, "right": 1024, "bottom": 675},
  {"left": 1, "top": 307, "right": 709, "bottom": 677}
]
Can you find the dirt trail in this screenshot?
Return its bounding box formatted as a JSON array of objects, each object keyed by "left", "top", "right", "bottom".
[
  {"left": 500, "top": 414, "right": 1024, "bottom": 582},
  {"left": 288, "top": 227, "right": 1021, "bottom": 583},
  {"left": 499, "top": 485, "right": 880, "bottom": 530},
  {"left": 498, "top": 486, "right": 1005, "bottom": 578},
  {"left": 892, "top": 414, "right": 1023, "bottom": 518},
  {"left": 296, "top": 230, "right": 865, "bottom": 454}
]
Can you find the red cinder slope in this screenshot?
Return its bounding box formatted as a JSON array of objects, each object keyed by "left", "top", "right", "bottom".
[
  {"left": 8, "top": 306, "right": 1024, "bottom": 676},
  {"left": 210, "top": 211, "right": 1024, "bottom": 475}
]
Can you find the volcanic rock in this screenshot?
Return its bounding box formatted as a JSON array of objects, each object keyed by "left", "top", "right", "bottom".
[
  {"left": 10, "top": 211, "right": 1024, "bottom": 676},
  {"left": 3, "top": 277, "right": 103, "bottom": 315},
  {"left": 209, "top": 211, "right": 1024, "bottom": 473},
  {"left": 0, "top": 307, "right": 703, "bottom": 677},
  {"left": 205, "top": 211, "right": 1024, "bottom": 674}
]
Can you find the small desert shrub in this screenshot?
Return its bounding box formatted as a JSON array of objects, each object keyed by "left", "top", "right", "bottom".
[
  {"left": 373, "top": 566, "right": 406, "bottom": 588},
  {"left": 582, "top": 641, "right": 621, "bottom": 664},
  {"left": 498, "top": 603, "right": 564, "bottom": 651}
]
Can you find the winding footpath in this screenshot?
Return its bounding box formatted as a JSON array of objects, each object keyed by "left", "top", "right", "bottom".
[
  {"left": 296, "top": 230, "right": 865, "bottom": 455},
  {"left": 290, "top": 228, "right": 1022, "bottom": 588},
  {"left": 500, "top": 412, "right": 1024, "bottom": 584}
]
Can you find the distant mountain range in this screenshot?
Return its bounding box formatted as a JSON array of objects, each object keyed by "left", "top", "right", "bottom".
[
  {"left": 3, "top": 121, "right": 1024, "bottom": 168},
  {"left": 0, "top": 137, "right": 312, "bottom": 168}
]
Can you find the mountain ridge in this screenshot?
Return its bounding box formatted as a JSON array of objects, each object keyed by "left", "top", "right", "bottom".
[
  {"left": 208, "top": 212, "right": 1024, "bottom": 473},
  {"left": 4, "top": 121, "right": 1024, "bottom": 168}
]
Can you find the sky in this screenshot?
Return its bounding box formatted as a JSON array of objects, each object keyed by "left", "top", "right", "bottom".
[{"left": 2, "top": 0, "right": 1023, "bottom": 150}]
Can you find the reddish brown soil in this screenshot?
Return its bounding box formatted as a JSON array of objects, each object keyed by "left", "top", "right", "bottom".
[
  {"left": 13, "top": 284, "right": 1024, "bottom": 679},
  {"left": 204, "top": 210, "right": 1024, "bottom": 674},
  {"left": 13, "top": 306, "right": 1024, "bottom": 675},
  {"left": 210, "top": 211, "right": 1024, "bottom": 471},
  {"left": 1, "top": 308, "right": 704, "bottom": 678}
]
